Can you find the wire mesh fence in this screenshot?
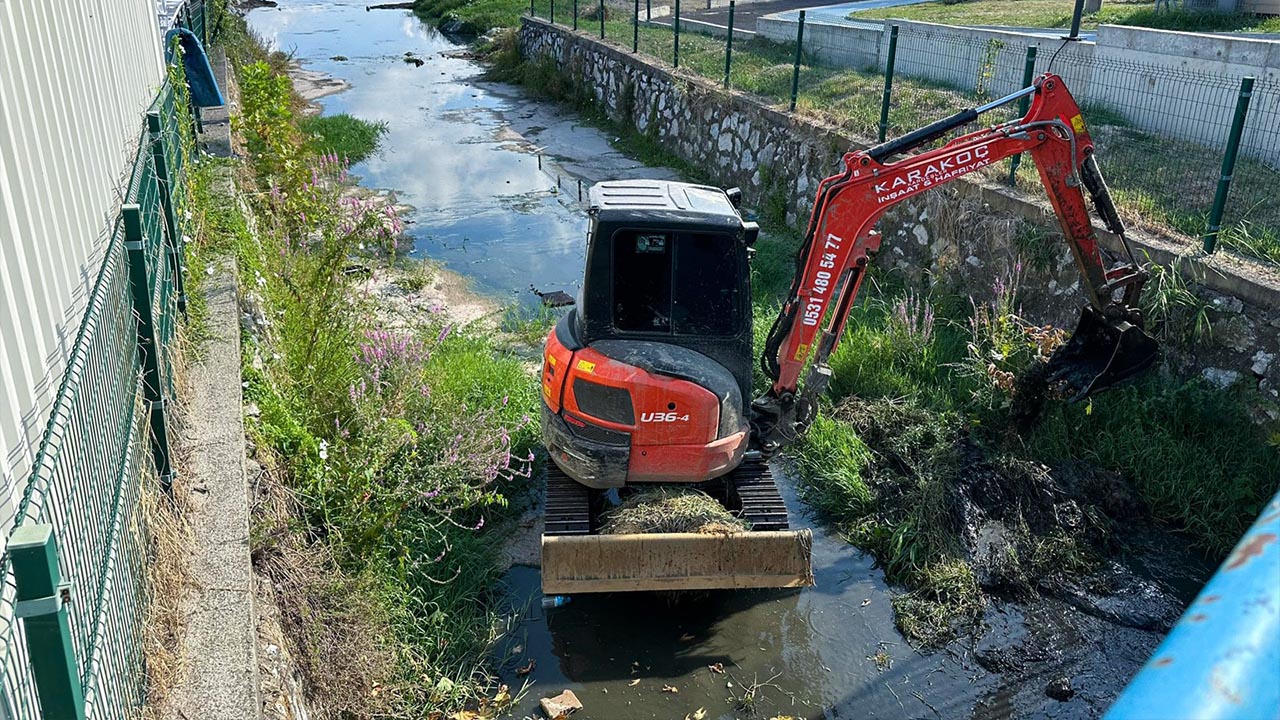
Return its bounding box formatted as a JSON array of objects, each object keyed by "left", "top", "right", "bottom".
[
  {"left": 527, "top": 6, "right": 1280, "bottom": 265},
  {"left": 0, "top": 2, "right": 203, "bottom": 717}
]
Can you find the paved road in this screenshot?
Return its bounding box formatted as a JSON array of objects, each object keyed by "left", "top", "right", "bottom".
[{"left": 647, "top": 0, "right": 932, "bottom": 31}]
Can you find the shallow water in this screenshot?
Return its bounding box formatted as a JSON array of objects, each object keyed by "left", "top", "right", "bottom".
[{"left": 250, "top": 0, "right": 615, "bottom": 303}]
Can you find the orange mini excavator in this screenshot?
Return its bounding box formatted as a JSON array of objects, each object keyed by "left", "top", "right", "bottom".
[{"left": 538, "top": 74, "right": 1158, "bottom": 594}]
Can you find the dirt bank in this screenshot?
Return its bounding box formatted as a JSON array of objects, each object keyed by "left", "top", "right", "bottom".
[{"left": 285, "top": 62, "right": 351, "bottom": 115}]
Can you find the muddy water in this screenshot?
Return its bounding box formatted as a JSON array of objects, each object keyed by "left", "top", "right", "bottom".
[
  {"left": 499, "top": 467, "right": 995, "bottom": 720},
  {"left": 246, "top": 5, "right": 1198, "bottom": 719}
]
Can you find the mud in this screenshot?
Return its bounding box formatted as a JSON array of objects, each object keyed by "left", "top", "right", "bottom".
[
  {"left": 358, "top": 263, "right": 501, "bottom": 329},
  {"left": 284, "top": 62, "right": 351, "bottom": 114}
]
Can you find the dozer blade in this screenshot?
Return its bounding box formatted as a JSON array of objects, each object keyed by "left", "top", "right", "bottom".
[
  {"left": 1047, "top": 305, "right": 1159, "bottom": 402},
  {"left": 541, "top": 530, "right": 814, "bottom": 594}
]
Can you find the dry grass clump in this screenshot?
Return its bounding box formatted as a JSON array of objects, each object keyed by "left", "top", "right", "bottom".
[
  {"left": 251, "top": 464, "right": 406, "bottom": 717},
  {"left": 600, "top": 487, "right": 751, "bottom": 535},
  {"left": 141, "top": 465, "right": 194, "bottom": 718}
]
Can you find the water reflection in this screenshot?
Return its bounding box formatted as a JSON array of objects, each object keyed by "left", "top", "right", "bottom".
[{"left": 248, "top": 0, "right": 589, "bottom": 303}]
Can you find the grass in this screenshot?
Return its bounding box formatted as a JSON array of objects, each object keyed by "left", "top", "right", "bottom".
[
  {"left": 298, "top": 113, "right": 387, "bottom": 163},
  {"left": 600, "top": 487, "right": 751, "bottom": 534},
  {"left": 787, "top": 282, "right": 1278, "bottom": 643},
  {"left": 851, "top": 0, "right": 1280, "bottom": 33},
  {"left": 414, "top": 0, "right": 530, "bottom": 35},
  {"left": 207, "top": 9, "right": 541, "bottom": 715}
]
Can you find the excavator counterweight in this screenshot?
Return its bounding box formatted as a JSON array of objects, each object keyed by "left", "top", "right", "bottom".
[{"left": 538, "top": 73, "right": 1157, "bottom": 596}]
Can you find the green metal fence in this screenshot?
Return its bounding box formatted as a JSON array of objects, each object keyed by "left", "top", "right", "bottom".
[
  {"left": 0, "top": 2, "right": 206, "bottom": 717},
  {"left": 528, "top": 9, "right": 1280, "bottom": 266}
]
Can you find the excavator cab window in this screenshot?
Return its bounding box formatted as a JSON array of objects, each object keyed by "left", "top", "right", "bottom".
[
  {"left": 614, "top": 231, "right": 673, "bottom": 332},
  {"left": 612, "top": 229, "right": 740, "bottom": 337}
]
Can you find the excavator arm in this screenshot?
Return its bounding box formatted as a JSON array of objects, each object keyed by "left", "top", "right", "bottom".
[{"left": 753, "top": 73, "right": 1158, "bottom": 453}]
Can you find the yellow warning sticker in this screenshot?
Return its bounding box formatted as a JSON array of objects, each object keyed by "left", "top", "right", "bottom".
[
  {"left": 547, "top": 354, "right": 557, "bottom": 367},
  {"left": 794, "top": 344, "right": 810, "bottom": 362},
  {"left": 576, "top": 359, "right": 596, "bottom": 373},
  {"left": 1070, "top": 114, "right": 1086, "bottom": 134}
]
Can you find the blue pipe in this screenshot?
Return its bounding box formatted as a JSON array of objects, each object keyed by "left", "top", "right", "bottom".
[
  {"left": 1106, "top": 490, "right": 1280, "bottom": 720},
  {"left": 164, "top": 27, "right": 225, "bottom": 107}
]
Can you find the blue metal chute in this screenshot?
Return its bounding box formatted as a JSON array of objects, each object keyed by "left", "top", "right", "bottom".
[
  {"left": 164, "top": 27, "right": 225, "bottom": 107},
  {"left": 1106, "top": 490, "right": 1280, "bottom": 720}
]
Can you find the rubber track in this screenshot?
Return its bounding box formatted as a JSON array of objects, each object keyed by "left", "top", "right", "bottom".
[
  {"left": 544, "top": 462, "right": 592, "bottom": 536},
  {"left": 729, "top": 459, "right": 790, "bottom": 531}
]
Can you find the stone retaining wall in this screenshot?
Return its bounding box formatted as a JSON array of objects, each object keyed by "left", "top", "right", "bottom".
[{"left": 519, "top": 18, "right": 1280, "bottom": 417}]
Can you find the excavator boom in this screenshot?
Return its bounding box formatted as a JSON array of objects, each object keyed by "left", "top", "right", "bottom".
[{"left": 754, "top": 73, "right": 1157, "bottom": 452}]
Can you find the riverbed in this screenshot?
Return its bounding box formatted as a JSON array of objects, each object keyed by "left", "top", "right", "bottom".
[
  {"left": 246, "top": 4, "right": 1203, "bottom": 718},
  {"left": 250, "top": 0, "right": 677, "bottom": 304}
]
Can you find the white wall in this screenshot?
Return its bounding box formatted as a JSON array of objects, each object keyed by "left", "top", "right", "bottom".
[
  {"left": 1091, "top": 25, "right": 1280, "bottom": 161},
  {"left": 0, "top": 0, "right": 165, "bottom": 533},
  {"left": 755, "top": 15, "right": 1280, "bottom": 167}
]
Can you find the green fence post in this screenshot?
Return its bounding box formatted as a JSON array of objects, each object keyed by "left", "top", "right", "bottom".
[
  {"left": 1007, "top": 44, "right": 1037, "bottom": 186},
  {"left": 573, "top": 0, "right": 578, "bottom": 29},
  {"left": 600, "top": 0, "right": 605, "bottom": 38},
  {"left": 646, "top": 0, "right": 651, "bottom": 21},
  {"left": 634, "top": 0, "right": 640, "bottom": 51},
  {"left": 877, "top": 24, "right": 898, "bottom": 142},
  {"left": 724, "top": 0, "right": 735, "bottom": 88},
  {"left": 789, "top": 10, "right": 806, "bottom": 112},
  {"left": 123, "top": 204, "right": 175, "bottom": 487},
  {"left": 674, "top": 0, "right": 681, "bottom": 67},
  {"left": 530, "top": 0, "right": 534, "bottom": 18},
  {"left": 1204, "top": 76, "right": 1255, "bottom": 253},
  {"left": 552, "top": 0, "right": 556, "bottom": 24},
  {"left": 148, "top": 110, "right": 187, "bottom": 316},
  {"left": 11, "top": 524, "right": 85, "bottom": 720}
]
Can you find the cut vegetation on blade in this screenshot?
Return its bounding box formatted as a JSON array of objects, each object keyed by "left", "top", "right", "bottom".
[{"left": 601, "top": 488, "right": 752, "bottom": 536}]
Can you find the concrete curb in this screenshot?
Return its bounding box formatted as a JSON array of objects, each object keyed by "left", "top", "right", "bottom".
[
  {"left": 164, "top": 43, "right": 260, "bottom": 720},
  {"left": 166, "top": 255, "right": 260, "bottom": 720}
]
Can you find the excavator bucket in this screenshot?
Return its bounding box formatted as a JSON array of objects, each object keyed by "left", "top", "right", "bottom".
[
  {"left": 1048, "top": 306, "right": 1159, "bottom": 401},
  {"left": 541, "top": 530, "right": 814, "bottom": 594}
]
